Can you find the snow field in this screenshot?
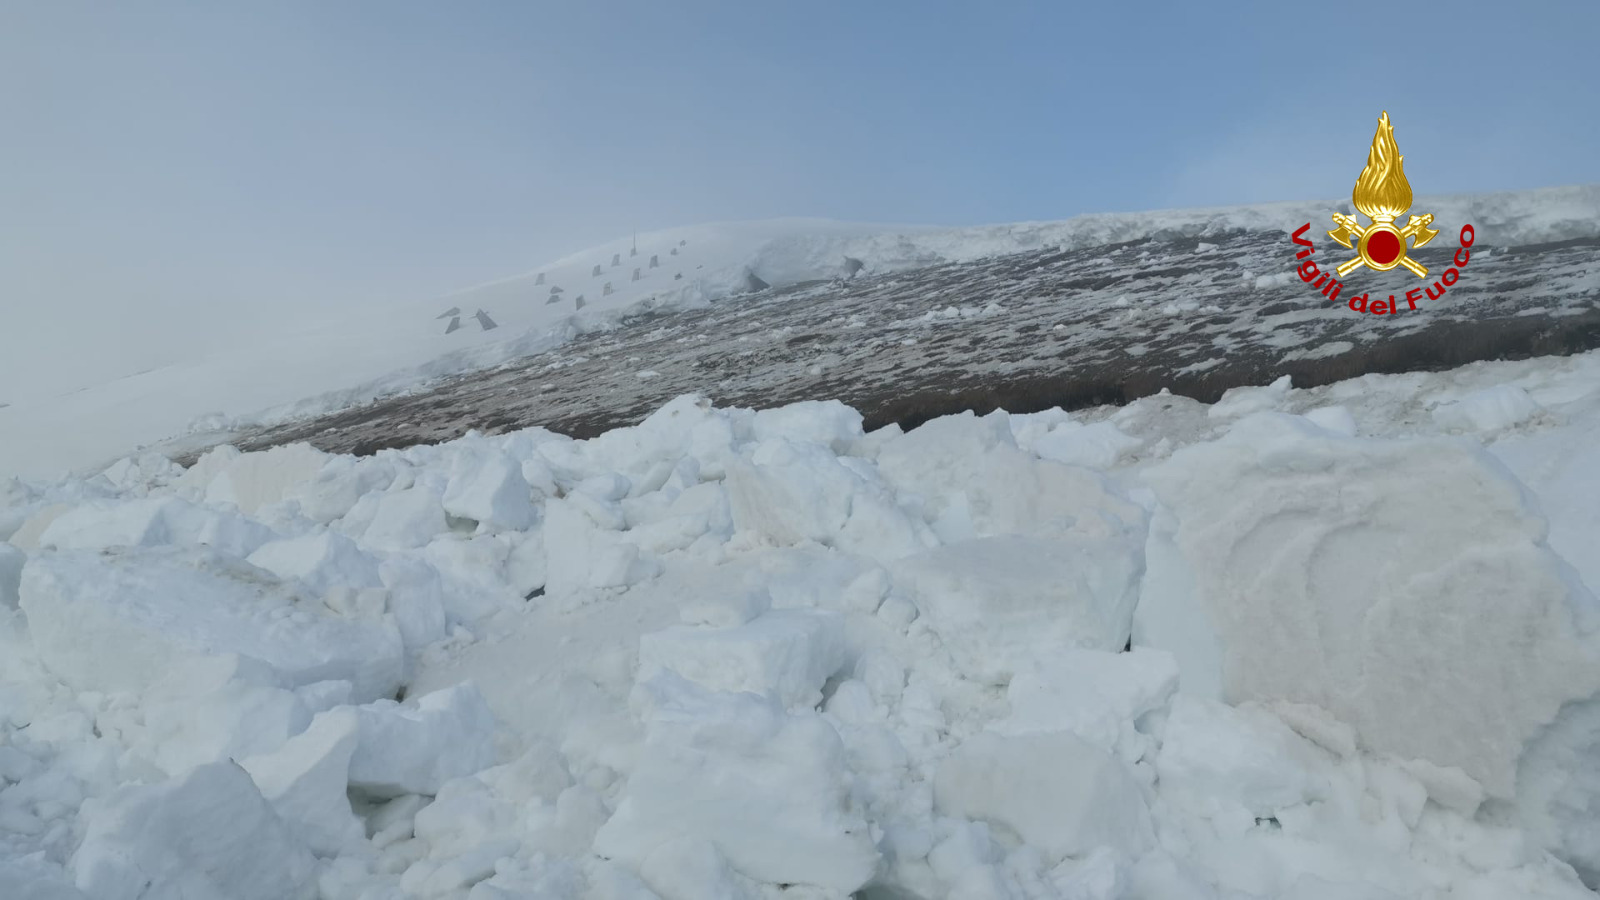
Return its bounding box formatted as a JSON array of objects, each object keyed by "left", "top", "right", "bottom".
[{"left": 4, "top": 350, "right": 1600, "bottom": 897}]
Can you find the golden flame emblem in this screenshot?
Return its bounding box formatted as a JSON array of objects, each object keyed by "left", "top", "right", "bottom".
[{"left": 1326, "top": 112, "right": 1439, "bottom": 278}]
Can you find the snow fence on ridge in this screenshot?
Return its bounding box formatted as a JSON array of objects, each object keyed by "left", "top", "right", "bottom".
[{"left": 4, "top": 357, "right": 1600, "bottom": 898}]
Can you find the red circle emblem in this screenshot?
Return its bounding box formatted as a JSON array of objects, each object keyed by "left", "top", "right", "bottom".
[{"left": 1366, "top": 230, "right": 1402, "bottom": 265}]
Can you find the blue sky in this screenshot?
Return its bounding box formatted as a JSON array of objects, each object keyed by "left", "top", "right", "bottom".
[{"left": 2, "top": 0, "right": 1596, "bottom": 368}]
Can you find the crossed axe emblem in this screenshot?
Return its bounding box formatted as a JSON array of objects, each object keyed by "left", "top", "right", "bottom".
[{"left": 1326, "top": 211, "right": 1439, "bottom": 278}]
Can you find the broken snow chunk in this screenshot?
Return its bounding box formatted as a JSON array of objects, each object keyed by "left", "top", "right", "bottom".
[
  {"left": 358, "top": 487, "right": 448, "bottom": 551},
  {"left": 1139, "top": 412, "right": 1600, "bottom": 800},
  {"left": 1207, "top": 374, "right": 1293, "bottom": 419},
  {"left": 1302, "top": 405, "right": 1358, "bottom": 436},
  {"left": 1431, "top": 384, "right": 1541, "bottom": 433},
  {"left": 1033, "top": 420, "right": 1145, "bottom": 470},
  {"left": 71, "top": 762, "right": 317, "bottom": 900},
  {"left": 594, "top": 674, "right": 878, "bottom": 893},
  {"left": 378, "top": 557, "right": 449, "bottom": 652},
  {"left": 136, "top": 655, "right": 314, "bottom": 776},
  {"left": 39, "top": 496, "right": 274, "bottom": 558},
  {"left": 891, "top": 535, "right": 1142, "bottom": 685},
  {"left": 996, "top": 648, "right": 1178, "bottom": 754},
  {"left": 1155, "top": 696, "right": 1326, "bottom": 821},
  {"left": 750, "top": 400, "right": 865, "bottom": 453},
  {"left": 638, "top": 836, "right": 753, "bottom": 900},
  {"left": 0, "top": 542, "right": 23, "bottom": 609},
  {"left": 240, "top": 708, "right": 365, "bottom": 856},
  {"left": 347, "top": 683, "right": 499, "bottom": 798},
  {"left": 247, "top": 530, "right": 382, "bottom": 597},
  {"left": 442, "top": 451, "right": 536, "bottom": 531},
  {"left": 543, "top": 498, "right": 659, "bottom": 596},
  {"left": 19, "top": 547, "right": 403, "bottom": 703},
  {"left": 678, "top": 584, "right": 772, "bottom": 628},
  {"left": 203, "top": 443, "right": 331, "bottom": 515},
  {"left": 576, "top": 472, "right": 633, "bottom": 502},
  {"left": 934, "top": 730, "right": 1155, "bottom": 864},
  {"left": 638, "top": 609, "right": 848, "bottom": 709}
]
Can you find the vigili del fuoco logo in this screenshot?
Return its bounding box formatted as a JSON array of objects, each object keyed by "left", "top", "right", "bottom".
[{"left": 1288, "top": 111, "right": 1475, "bottom": 316}]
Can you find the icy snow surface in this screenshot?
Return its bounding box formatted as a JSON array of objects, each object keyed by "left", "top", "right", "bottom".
[{"left": 5, "top": 349, "right": 1600, "bottom": 898}]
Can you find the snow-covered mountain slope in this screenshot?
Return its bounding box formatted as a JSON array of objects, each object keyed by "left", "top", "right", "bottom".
[
  {"left": 227, "top": 184, "right": 1600, "bottom": 461},
  {"left": 5, "top": 185, "right": 1598, "bottom": 483},
  {"left": 6, "top": 351, "right": 1600, "bottom": 898}
]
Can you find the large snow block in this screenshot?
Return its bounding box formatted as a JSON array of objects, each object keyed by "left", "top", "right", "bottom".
[
  {"left": 37, "top": 496, "right": 275, "bottom": 558},
  {"left": 995, "top": 648, "right": 1179, "bottom": 754},
  {"left": 347, "top": 683, "right": 499, "bottom": 798},
  {"left": 1155, "top": 696, "right": 1327, "bottom": 822},
  {"left": 933, "top": 730, "right": 1155, "bottom": 865},
  {"left": 356, "top": 486, "right": 449, "bottom": 551},
  {"left": 873, "top": 410, "right": 1147, "bottom": 543},
  {"left": 637, "top": 609, "right": 849, "bottom": 709},
  {"left": 891, "top": 534, "right": 1143, "bottom": 684},
  {"left": 750, "top": 400, "right": 864, "bottom": 453},
  {"left": 247, "top": 530, "right": 383, "bottom": 596},
  {"left": 594, "top": 674, "right": 879, "bottom": 893},
  {"left": 71, "top": 761, "right": 317, "bottom": 900},
  {"left": 1139, "top": 412, "right": 1600, "bottom": 799},
  {"left": 543, "top": 497, "right": 658, "bottom": 596},
  {"left": 19, "top": 547, "right": 403, "bottom": 703},
  {"left": 0, "top": 857, "right": 85, "bottom": 900},
  {"left": 241, "top": 708, "right": 365, "bottom": 856},
  {"left": 203, "top": 442, "right": 331, "bottom": 515},
  {"left": 0, "top": 542, "right": 23, "bottom": 609},
  {"left": 137, "top": 655, "right": 316, "bottom": 777},
  {"left": 725, "top": 440, "right": 928, "bottom": 561},
  {"left": 442, "top": 450, "right": 537, "bottom": 532}
]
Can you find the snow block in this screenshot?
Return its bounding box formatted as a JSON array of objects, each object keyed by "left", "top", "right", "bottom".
[
  {"left": 544, "top": 497, "right": 659, "bottom": 596},
  {"left": 749, "top": 400, "right": 864, "bottom": 454},
  {"left": 594, "top": 674, "right": 879, "bottom": 893},
  {"left": 1431, "top": 384, "right": 1541, "bottom": 433},
  {"left": 247, "top": 530, "right": 383, "bottom": 597},
  {"left": 1139, "top": 412, "right": 1600, "bottom": 799},
  {"left": 347, "top": 683, "right": 499, "bottom": 798},
  {"left": 933, "top": 730, "right": 1155, "bottom": 865},
  {"left": 378, "top": 556, "right": 450, "bottom": 652},
  {"left": 1302, "top": 405, "right": 1358, "bottom": 436},
  {"left": 0, "top": 542, "right": 23, "bottom": 609},
  {"left": 19, "top": 547, "right": 404, "bottom": 703},
  {"left": 1032, "top": 420, "right": 1145, "bottom": 470},
  {"left": 1206, "top": 374, "right": 1292, "bottom": 420},
  {"left": 286, "top": 456, "right": 398, "bottom": 525},
  {"left": 639, "top": 837, "right": 754, "bottom": 900},
  {"left": 442, "top": 451, "right": 537, "bottom": 531},
  {"left": 726, "top": 438, "right": 925, "bottom": 560},
  {"left": 995, "top": 648, "right": 1179, "bottom": 754},
  {"left": 637, "top": 609, "right": 849, "bottom": 709},
  {"left": 137, "top": 655, "right": 315, "bottom": 776},
  {"left": 1516, "top": 696, "right": 1600, "bottom": 888},
  {"left": 874, "top": 410, "right": 1146, "bottom": 542},
  {"left": 891, "top": 535, "right": 1143, "bottom": 685},
  {"left": 203, "top": 443, "right": 330, "bottom": 514},
  {"left": 1155, "top": 696, "right": 1326, "bottom": 822},
  {"left": 0, "top": 857, "right": 85, "bottom": 900},
  {"left": 38, "top": 496, "right": 275, "bottom": 558},
  {"left": 71, "top": 761, "right": 317, "bottom": 900},
  {"left": 357, "top": 486, "right": 448, "bottom": 551},
  {"left": 241, "top": 708, "right": 365, "bottom": 856}
]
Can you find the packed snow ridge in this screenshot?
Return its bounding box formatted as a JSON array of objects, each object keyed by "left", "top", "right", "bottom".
[{"left": 6, "top": 349, "right": 1600, "bottom": 899}]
